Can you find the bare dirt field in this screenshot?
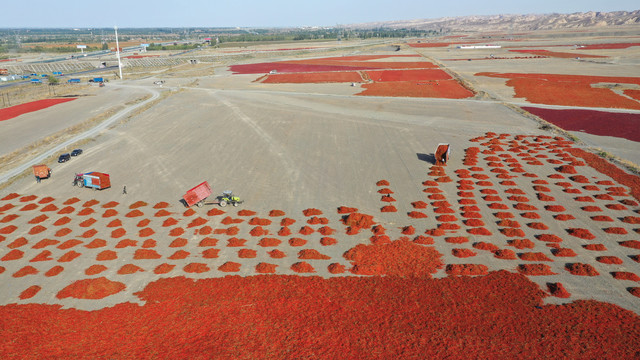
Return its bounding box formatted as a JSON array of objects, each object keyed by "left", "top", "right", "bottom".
[
  {"left": 1, "top": 30, "right": 639, "bottom": 358},
  {"left": 0, "top": 84, "right": 149, "bottom": 156}
]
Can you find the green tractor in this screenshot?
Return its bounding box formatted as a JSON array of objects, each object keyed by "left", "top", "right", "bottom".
[{"left": 218, "top": 191, "right": 243, "bottom": 207}]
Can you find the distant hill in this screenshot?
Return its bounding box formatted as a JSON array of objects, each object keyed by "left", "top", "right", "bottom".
[{"left": 347, "top": 10, "right": 640, "bottom": 31}]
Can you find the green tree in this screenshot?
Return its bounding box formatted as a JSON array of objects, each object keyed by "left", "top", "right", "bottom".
[{"left": 47, "top": 75, "right": 59, "bottom": 85}]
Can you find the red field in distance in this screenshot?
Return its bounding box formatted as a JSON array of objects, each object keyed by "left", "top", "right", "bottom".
[
  {"left": 0, "top": 98, "right": 76, "bottom": 121},
  {"left": 239, "top": 55, "right": 471, "bottom": 99},
  {"left": 365, "top": 69, "right": 452, "bottom": 82},
  {"left": 230, "top": 62, "right": 373, "bottom": 74},
  {"left": 476, "top": 72, "right": 640, "bottom": 109},
  {"left": 523, "top": 107, "right": 640, "bottom": 142},
  {"left": 291, "top": 60, "right": 437, "bottom": 70},
  {"left": 509, "top": 49, "right": 607, "bottom": 58},
  {"left": 261, "top": 71, "right": 363, "bottom": 84},
  {"left": 356, "top": 80, "right": 474, "bottom": 99}
]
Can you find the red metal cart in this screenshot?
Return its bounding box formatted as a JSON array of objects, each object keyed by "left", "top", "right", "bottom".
[{"left": 183, "top": 181, "right": 212, "bottom": 207}]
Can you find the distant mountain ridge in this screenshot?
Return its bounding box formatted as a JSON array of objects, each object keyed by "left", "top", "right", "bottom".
[{"left": 347, "top": 10, "right": 640, "bottom": 31}]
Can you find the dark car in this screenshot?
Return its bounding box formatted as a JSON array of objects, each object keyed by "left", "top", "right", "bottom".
[
  {"left": 71, "top": 149, "right": 83, "bottom": 156},
  {"left": 58, "top": 153, "right": 71, "bottom": 163}
]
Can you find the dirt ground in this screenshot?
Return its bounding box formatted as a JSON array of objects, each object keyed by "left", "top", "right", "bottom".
[
  {"left": 0, "top": 32, "right": 639, "bottom": 315},
  {"left": 1, "top": 75, "right": 550, "bottom": 212},
  {"left": 0, "top": 84, "right": 149, "bottom": 156}
]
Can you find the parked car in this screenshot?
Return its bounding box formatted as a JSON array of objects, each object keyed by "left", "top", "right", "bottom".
[
  {"left": 58, "top": 153, "right": 71, "bottom": 163},
  {"left": 71, "top": 149, "right": 83, "bottom": 156}
]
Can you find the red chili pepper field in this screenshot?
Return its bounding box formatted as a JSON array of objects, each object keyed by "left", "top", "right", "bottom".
[
  {"left": 1, "top": 132, "right": 639, "bottom": 358},
  {"left": 522, "top": 107, "right": 640, "bottom": 143},
  {"left": 508, "top": 49, "right": 608, "bottom": 59},
  {"left": 475, "top": 72, "right": 640, "bottom": 109},
  {"left": 0, "top": 98, "right": 76, "bottom": 122},
  {"left": 232, "top": 55, "right": 475, "bottom": 99}
]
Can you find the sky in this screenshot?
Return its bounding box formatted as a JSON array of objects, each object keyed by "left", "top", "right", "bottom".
[{"left": 2, "top": 0, "right": 638, "bottom": 28}]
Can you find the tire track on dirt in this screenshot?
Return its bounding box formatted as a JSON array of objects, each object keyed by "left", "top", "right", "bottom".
[{"left": 198, "top": 88, "right": 301, "bottom": 190}]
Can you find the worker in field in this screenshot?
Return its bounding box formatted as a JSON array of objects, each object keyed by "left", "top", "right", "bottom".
[{"left": 435, "top": 144, "right": 450, "bottom": 166}]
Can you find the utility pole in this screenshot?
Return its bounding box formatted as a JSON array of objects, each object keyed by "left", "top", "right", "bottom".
[{"left": 115, "top": 26, "right": 123, "bottom": 80}]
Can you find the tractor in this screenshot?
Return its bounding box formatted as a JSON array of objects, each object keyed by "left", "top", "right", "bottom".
[
  {"left": 182, "top": 182, "right": 244, "bottom": 208},
  {"left": 217, "top": 191, "right": 243, "bottom": 207}
]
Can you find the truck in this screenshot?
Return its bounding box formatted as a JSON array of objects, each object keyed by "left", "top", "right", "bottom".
[
  {"left": 67, "top": 78, "right": 81, "bottom": 84},
  {"left": 30, "top": 79, "right": 42, "bottom": 84},
  {"left": 90, "top": 77, "right": 104, "bottom": 83},
  {"left": 182, "top": 182, "right": 244, "bottom": 207},
  {"left": 73, "top": 172, "right": 111, "bottom": 190},
  {"left": 32, "top": 165, "right": 51, "bottom": 183}
]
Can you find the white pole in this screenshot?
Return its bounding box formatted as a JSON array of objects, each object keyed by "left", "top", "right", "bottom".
[{"left": 115, "top": 26, "right": 123, "bottom": 80}]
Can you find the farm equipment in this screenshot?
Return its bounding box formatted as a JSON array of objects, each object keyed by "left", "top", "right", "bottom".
[
  {"left": 32, "top": 165, "right": 51, "bottom": 183},
  {"left": 217, "top": 191, "right": 243, "bottom": 207},
  {"left": 183, "top": 181, "right": 212, "bottom": 207},
  {"left": 73, "top": 172, "right": 111, "bottom": 190},
  {"left": 435, "top": 143, "right": 451, "bottom": 166},
  {"left": 182, "top": 181, "right": 243, "bottom": 207}
]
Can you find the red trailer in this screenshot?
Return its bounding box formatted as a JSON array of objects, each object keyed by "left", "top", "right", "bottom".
[
  {"left": 183, "top": 181, "right": 212, "bottom": 207},
  {"left": 73, "top": 172, "right": 111, "bottom": 190}
]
